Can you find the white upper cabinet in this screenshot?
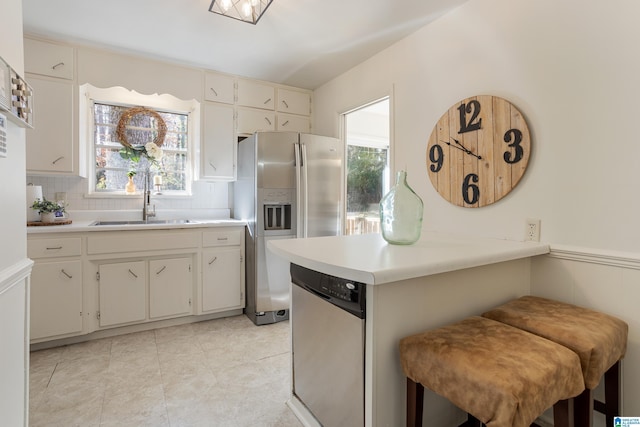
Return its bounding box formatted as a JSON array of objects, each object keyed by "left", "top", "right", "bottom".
[
  {"left": 277, "top": 88, "right": 311, "bottom": 116},
  {"left": 204, "top": 72, "right": 235, "bottom": 104},
  {"left": 24, "top": 38, "right": 74, "bottom": 80},
  {"left": 237, "top": 79, "right": 275, "bottom": 110},
  {"left": 26, "top": 76, "right": 78, "bottom": 175},
  {"left": 236, "top": 107, "right": 276, "bottom": 135},
  {"left": 277, "top": 113, "right": 311, "bottom": 133},
  {"left": 202, "top": 102, "right": 236, "bottom": 181}
]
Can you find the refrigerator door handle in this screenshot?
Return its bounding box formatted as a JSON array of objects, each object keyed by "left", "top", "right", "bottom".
[
  {"left": 301, "top": 143, "right": 309, "bottom": 238},
  {"left": 295, "top": 143, "right": 304, "bottom": 238}
]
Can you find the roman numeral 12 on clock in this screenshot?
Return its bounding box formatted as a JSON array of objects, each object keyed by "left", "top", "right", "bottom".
[{"left": 426, "top": 95, "right": 531, "bottom": 207}]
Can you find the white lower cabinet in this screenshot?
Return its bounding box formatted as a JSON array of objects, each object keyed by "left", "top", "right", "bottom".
[
  {"left": 28, "top": 226, "right": 245, "bottom": 343},
  {"left": 30, "top": 260, "right": 83, "bottom": 340},
  {"left": 202, "top": 247, "right": 243, "bottom": 312},
  {"left": 149, "top": 257, "right": 193, "bottom": 319},
  {"left": 98, "top": 261, "right": 146, "bottom": 328}
]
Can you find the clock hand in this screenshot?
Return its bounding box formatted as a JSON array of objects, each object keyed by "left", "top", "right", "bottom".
[{"left": 441, "top": 138, "right": 483, "bottom": 160}]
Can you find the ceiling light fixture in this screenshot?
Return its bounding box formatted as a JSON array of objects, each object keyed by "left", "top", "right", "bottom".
[{"left": 208, "top": 0, "right": 273, "bottom": 25}]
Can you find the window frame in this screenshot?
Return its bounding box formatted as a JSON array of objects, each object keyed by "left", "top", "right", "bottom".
[{"left": 80, "top": 84, "right": 201, "bottom": 198}]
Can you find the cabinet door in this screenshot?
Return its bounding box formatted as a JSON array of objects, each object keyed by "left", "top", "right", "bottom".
[
  {"left": 277, "top": 113, "right": 311, "bottom": 133},
  {"left": 237, "top": 107, "right": 276, "bottom": 135},
  {"left": 202, "top": 247, "right": 243, "bottom": 312},
  {"left": 26, "top": 76, "right": 75, "bottom": 174},
  {"left": 237, "top": 80, "right": 275, "bottom": 110},
  {"left": 149, "top": 257, "right": 193, "bottom": 319},
  {"left": 98, "top": 261, "right": 146, "bottom": 327},
  {"left": 30, "top": 260, "right": 83, "bottom": 340},
  {"left": 24, "top": 38, "right": 74, "bottom": 80},
  {"left": 204, "top": 73, "right": 235, "bottom": 104},
  {"left": 202, "top": 102, "right": 236, "bottom": 180},
  {"left": 277, "top": 88, "right": 311, "bottom": 116}
]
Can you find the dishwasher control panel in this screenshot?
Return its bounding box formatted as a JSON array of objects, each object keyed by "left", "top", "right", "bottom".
[{"left": 291, "top": 263, "right": 365, "bottom": 318}]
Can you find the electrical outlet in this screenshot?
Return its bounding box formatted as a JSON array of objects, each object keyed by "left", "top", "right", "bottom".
[{"left": 525, "top": 218, "right": 541, "bottom": 242}]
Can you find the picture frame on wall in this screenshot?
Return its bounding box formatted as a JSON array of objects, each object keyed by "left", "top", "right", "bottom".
[{"left": 0, "top": 56, "right": 10, "bottom": 111}]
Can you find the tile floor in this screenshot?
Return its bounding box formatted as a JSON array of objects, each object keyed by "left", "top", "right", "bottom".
[{"left": 29, "top": 315, "right": 302, "bottom": 427}]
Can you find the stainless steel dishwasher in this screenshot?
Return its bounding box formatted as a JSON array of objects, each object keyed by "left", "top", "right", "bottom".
[{"left": 290, "top": 263, "right": 366, "bottom": 427}]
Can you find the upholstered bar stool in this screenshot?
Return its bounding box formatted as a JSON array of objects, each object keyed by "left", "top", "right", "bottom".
[
  {"left": 399, "top": 316, "right": 584, "bottom": 427},
  {"left": 482, "top": 296, "right": 628, "bottom": 427}
]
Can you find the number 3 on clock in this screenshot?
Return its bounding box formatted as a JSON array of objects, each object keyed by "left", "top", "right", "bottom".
[{"left": 426, "top": 95, "right": 531, "bottom": 208}]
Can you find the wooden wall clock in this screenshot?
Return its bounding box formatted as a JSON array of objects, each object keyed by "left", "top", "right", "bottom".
[{"left": 426, "top": 95, "right": 531, "bottom": 207}]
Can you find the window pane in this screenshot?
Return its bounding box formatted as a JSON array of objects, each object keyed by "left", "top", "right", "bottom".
[{"left": 93, "top": 103, "right": 189, "bottom": 192}]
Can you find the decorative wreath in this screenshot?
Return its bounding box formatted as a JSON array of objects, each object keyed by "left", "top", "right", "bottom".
[{"left": 116, "top": 106, "right": 167, "bottom": 149}]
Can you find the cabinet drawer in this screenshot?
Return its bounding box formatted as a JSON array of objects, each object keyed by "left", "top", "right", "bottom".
[
  {"left": 28, "top": 237, "right": 82, "bottom": 259},
  {"left": 203, "top": 229, "right": 242, "bottom": 247},
  {"left": 24, "top": 38, "right": 74, "bottom": 80}
]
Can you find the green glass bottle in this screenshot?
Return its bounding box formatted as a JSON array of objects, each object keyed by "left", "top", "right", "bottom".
[{"left": 379, "top": 170, "right": 424, "bottom": 245}]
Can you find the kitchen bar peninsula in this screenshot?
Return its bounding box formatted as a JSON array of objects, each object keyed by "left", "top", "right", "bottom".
[{"left": 268, "top": 232, "right": 550, "bottom": 427}]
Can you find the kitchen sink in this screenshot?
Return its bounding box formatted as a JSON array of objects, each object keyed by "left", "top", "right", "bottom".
[{"left": 90, "top": 219, "right": 199, "bottom": 226}]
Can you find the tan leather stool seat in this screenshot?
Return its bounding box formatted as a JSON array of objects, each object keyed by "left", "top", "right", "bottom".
[
  {"left": 482, "top": 296, "right": 628, "bottom": 426},
  {"left": 399, "top": 316, "right": 584, "bottom": 427}
]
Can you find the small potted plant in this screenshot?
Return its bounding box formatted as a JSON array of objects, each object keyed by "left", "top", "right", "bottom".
[
  {"left": 31, "top": 197, "right": 66, "bottom": 223},
  {"left": 125, "top": 170, "right": 137, "bottom": 194}
]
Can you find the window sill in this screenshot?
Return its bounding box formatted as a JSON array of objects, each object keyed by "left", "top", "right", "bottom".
[{"left": 84, "top": 192, "right": 192, "bottom": 199}]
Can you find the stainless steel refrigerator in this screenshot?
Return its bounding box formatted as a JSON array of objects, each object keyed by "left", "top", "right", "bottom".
[{"left": 234, "top": 131, "right": 342, "bottom": 325}]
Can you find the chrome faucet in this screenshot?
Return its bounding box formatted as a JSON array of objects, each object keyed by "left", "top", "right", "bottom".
[{"left": 143, "top": 172, "right": 156, "bottom": 221}]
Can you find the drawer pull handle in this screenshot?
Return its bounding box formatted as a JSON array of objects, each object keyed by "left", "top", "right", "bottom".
[
  {"left": 61, "top": 269, "right": 73, "bottom": 279},
  {"left": 52, "top": 62, "right": 65, "bottom": 70},
  {"left": 282, "top": 120, "right": 289, "bottom": 127},
  {"left": 217, "top": 237, "right": 228, "bottom": 241},
  {"left": 52, "top": 156, "right": 64, "bottom": 165},
  {"left": 128, "top": 269, "right": 138, "bottom": 279},
  {"left": 209, "top": 161, "right": 217, "bottom": 171},
  {"left": 264, "top": 117, "right": 272, "bottom": 125},
  {"left": 156, "top": 266, "right": 167, "bottom": 275},
  {"left": 210, "top": 87, "right": 218, "bottom": 96},
  {"left": 281, "top": 100, "right": 289, "bottom": 109},
  {"left": 46, "top": 246, "right": 63, "bottom": 250},
  {"left": 208, "top": 256, "right": 218, "bottom": 265},
  {"left": 264, "top": 98, "right": 272, "bottom": 105}
]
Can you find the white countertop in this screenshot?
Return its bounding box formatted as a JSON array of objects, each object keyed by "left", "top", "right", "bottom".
[
  {"left": 268, "top": 232, "right": 550, "bottom": 285},
  {"left": 27, "top": 218, "right": 246, "bottom": 234}
]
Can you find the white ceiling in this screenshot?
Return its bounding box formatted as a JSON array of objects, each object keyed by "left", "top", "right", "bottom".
[{"left": 22, "top": 0, "right": 467, "bottom": 90}]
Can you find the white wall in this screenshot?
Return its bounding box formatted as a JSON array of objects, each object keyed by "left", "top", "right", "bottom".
[
  {"left": 313, "top": 0, "right": 640, "bottom": 421},
  {"left": 314, "top": 0, "right": 640, "bottom": 252},
  {"left": 0, "top": 0, "right": 30, "bottom": 425}
]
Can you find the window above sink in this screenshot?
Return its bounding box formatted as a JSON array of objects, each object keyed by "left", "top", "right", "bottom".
[{"left": 79, "top": 84, "right": 201, "bottom": 198}]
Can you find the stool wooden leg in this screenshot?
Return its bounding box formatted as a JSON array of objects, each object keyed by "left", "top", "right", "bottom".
[
  {"left": 604, "top": 360, "right": 621, "bottom": 426},
  {"left": 407, "top": 378, "right": 424, "bottom": 427},
  {"left": 553, "top": 398, "right": 575, "bottom": 427},
  {"left": 574, "top": 388, "right": 593, "bottom": 427}
]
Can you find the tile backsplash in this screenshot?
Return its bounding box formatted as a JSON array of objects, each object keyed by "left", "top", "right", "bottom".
[{"left": 26, "top": 175, "right": 232, "bottom": 217}]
